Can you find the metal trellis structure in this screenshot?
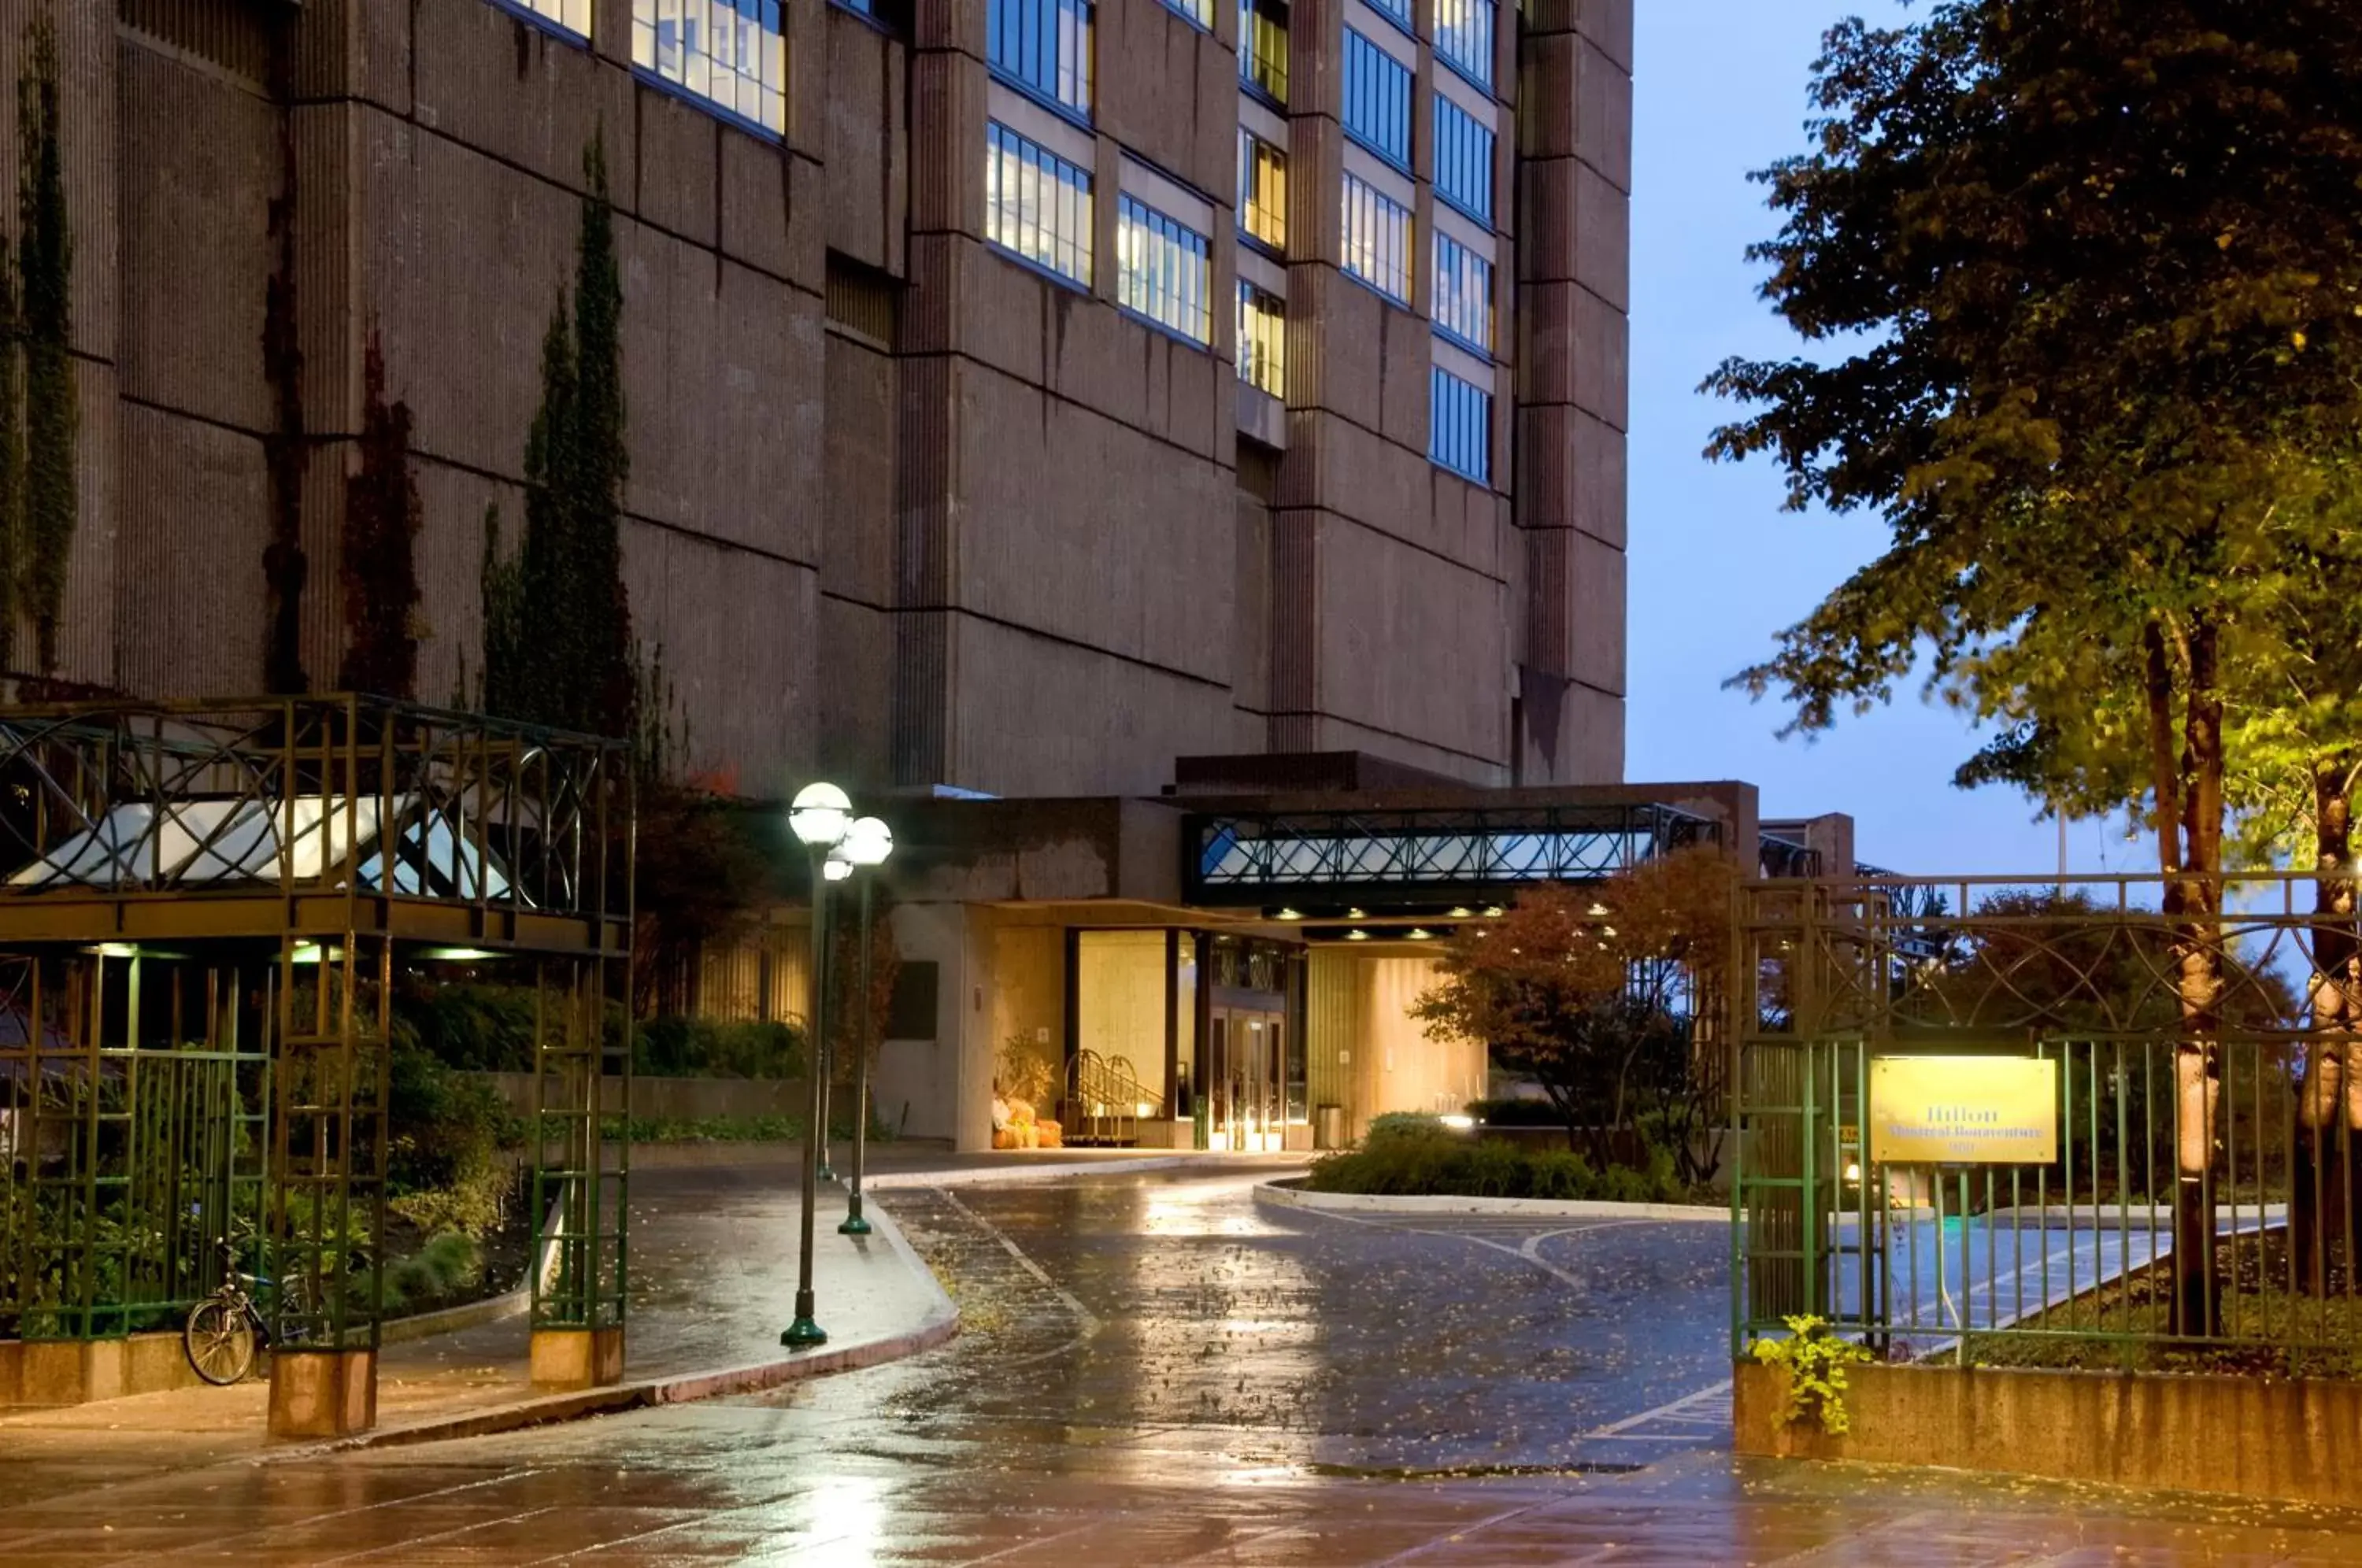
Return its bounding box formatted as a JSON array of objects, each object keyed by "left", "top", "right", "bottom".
[{"left": 0, "top": 697, "right": 631, "bottom": 1433}]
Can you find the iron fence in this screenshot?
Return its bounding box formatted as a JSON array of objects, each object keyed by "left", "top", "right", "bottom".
[{"left": 1734, "top": 873, "right": 2362, "bottom": 1370}]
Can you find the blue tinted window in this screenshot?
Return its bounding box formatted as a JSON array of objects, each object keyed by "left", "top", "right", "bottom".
[
  {"left": 1341, "top": 173, "right": 1412, "bottom": 304},
  {"left": 632, "top": 0, "right": 787, "bottom": 135},
  {"left": 1431, "top": 367, "right": 1490, "bottom": 483},
  {"left": 1119, "top": 196, "right": 1213, "bottom": 345},
  {"left": 1432, "top": 233, "right": 1492, "bottom": 353},
  {"left": 1435, "top": 0, "right": 1494, "bottom": 90},
  {"left": 1434, "top": 97, "right": 1493, "bottom": 224},
  {"left": 986, "top": 122, "right": 1094, "bottom": 286},
  {"left": 1342, "top": 31, "right": 1411, "bottom": 169},
  {"left": 989, "top": 0, "right": 1094, "bottom": 120}
]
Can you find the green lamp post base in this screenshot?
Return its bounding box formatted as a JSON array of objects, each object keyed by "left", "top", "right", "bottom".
[
  {"left": 817, "top": 1163, "right": 838, "bottom": 1183},
  {"left": 781, "top": 1317, "right": 828, "bottom": 1349},
  {"left": 838, "top": 1195, "right": 872, "bottom": 1237}
]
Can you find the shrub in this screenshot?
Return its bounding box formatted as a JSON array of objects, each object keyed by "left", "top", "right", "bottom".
[
  {"left": 382, "top": 1230, "right": 484, "bottom": 1317},
  {"left": 632, "top": 1015, "right": 806, "bottom": 1079},
  {"left": 387, "top": 1033, "right": 520, "bottom": 1239},
  {"left": 398, "top": 982, "right": 542, "bottom": 1072},
  {"left": 1366, "top": 1110, "right": 1446, "bottom": 1139},
  {"left": 1304, "top": 1122, "right": 1684, "bottom": 1203}
]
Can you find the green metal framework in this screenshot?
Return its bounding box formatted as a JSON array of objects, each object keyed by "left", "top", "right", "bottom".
[
  {"left": 1733, "top": 872, "right": 2362, "bottom": 1363},
  {"left": 0, "top": 697, "right": 631, "bottom": 1355},
  {"left": 530, "top": 958, "right": 628, "bottom": 1333},
  {"left": 0, "top": 952, "right": 270, "bottom": 1339}
]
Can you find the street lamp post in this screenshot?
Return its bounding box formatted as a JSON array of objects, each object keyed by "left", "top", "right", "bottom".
[
  {"left": 816, "top": 849, "right": 853, "bottom": 1185},
  {"left": 836, "top": 817, "right": 894, "bottom": 1237},
  {"left": 783, "top": 782, "right": 851, "bottom": 1350}
]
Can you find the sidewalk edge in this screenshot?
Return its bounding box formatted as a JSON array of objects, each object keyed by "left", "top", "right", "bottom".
[
  {"left": 275, "top": 1196, "right": 959, "bottom": 1459},
  {"left": 1253, "top": 1178, "right": 1730, "bottom": 1222}
]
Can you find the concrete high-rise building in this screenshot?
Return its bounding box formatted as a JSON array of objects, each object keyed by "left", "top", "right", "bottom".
[
  {"left": 10, "top": 0, "right": 1727, "bottom": 1159},
  {"left": 28, "top": 0, "right": 1629, "bottom": 796}
]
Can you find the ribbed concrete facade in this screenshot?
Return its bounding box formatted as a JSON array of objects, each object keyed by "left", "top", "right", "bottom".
[{"left": 28, "top": 0, "right": 1627, "bottom": 796}]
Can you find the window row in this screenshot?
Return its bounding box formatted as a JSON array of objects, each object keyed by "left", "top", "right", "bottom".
[
  {"left": 986, "top": 125, "right": 1224, "bottom": 351},
  {"left": 1431, "top": 367, "right": 1490, "bottom": 484},
  {"left": 1118, "top": 197, "right": 1213, "bottom": 345},
  {"left": 985, "top": 122, "right": 1095, "bottom": 286},
  {"left": 631, "top": 0, "right": 787, "bottom": 136},
  {"left": 514, "top": 0, "right": 593, "bottom": 34},
  {"left": 1342, "top": 29, "right": 1412, "bottom": 168},
  {"left": 1341, "top": 172, "right": 1412, "bottom": 305},
  {"left": 1434, "top": 0, "right": 1495, "bottom": 91},
  {"left": 1239, "top": 0, "right": 1290, "bottom": 104},
  {"left": 1238, "top": 282, "right": 1287, "bottom": 398},
  {"left": 1162, "top": 0, "right": 1213, "bottom": 28},
  {"left": 1238, "top": 129, "right": 1288, "bottom": 253},
  {"left": 1434, "top": 97, "right": 1494, "bottom": 224},
  {"left": 1432, "top": 231, "right": 1492, "bottom": 353},
  {"left": 990, "top": 0, "right": 1094, "bottom": 119}
]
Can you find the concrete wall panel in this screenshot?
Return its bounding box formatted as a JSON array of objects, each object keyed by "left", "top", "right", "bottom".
[
  {"left": 824, "top": 15, "right": 908, "bottom": 274},
  {"left": 947, "top": 614, "right": 1238, "bottom": 797},
  {"left": 1097, "top": 0, "right": 1235, "bottom": 200},
  {"left": 823, "top": 333, "right": 898, "bottom": 607},
  {"left": 115, "top": 405, "right": 269, "bottom": 697},
  {"left": 1311, "top": 513, "right": 1508, "bottom": 768},
  {"left": 720, "top": 128, "right": 793, "bottom": 279},
  {"left": 625, "top": 520, "right": 813, "bottom": 788},
  {"left": 818, "top": 593, "right": 895, "bottom": 793},
  {"left": 951, "top": 358, "right": 1232, "bottom": 685},
  {"left": 617, "top": 230, "right": 822, "bottom": 564},
  {"left": 411, "top": 0, "right": 635, "bottom": 202},
  {"left": 116, "top": 39, "right": 273, "bottom": 435}
]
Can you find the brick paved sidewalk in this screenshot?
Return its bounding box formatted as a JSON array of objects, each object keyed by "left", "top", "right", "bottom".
[{"left": 0, "top": 1163, "right": 955, "bottom": 1500}]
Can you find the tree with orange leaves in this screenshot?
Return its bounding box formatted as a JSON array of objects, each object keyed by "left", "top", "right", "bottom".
[{"left": 1413, "top": 848, "right": 1735, "bottom": 1178}]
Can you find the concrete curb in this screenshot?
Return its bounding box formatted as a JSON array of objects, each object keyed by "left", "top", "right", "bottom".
[
  {"left": 376, "top": 1288, "right": 531, "bottom": 1347},
  {"left": 273, "top": 1196, "right": 958, "bottom": 1459},
  {"left": 1253, "top": 1178, "right": 1731, "bottom": 1222},
  {"left": 864, "top": 1153, "right": 1236, "bottom": 1189}
]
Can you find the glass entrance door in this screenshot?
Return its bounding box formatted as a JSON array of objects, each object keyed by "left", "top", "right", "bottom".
[{"left": 1211, "top": 1008, "right": 1286, "bottom": 1152}]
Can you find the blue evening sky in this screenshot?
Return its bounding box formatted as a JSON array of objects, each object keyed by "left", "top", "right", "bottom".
[{"left": 1623, "top": 0, "right": 2135, "bottom": 878}]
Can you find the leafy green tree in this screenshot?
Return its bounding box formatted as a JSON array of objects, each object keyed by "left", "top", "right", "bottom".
[
  {"left": 17, "top": 11, "right": 70, "bottom": 675},
  {"left": 1708, "top": 2, "right": 2362, "bottom": 1330}
]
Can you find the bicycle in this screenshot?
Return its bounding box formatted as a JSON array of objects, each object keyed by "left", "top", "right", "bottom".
[{"left": 183, "top": 1238, "right": 277, "bottom": 1385}]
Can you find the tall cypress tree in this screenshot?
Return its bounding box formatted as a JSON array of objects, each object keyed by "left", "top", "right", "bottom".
[
  {"left": 481, "top": 129, "right": 635, "bottom": 740},
  {"left": 18, "top": 13, "right": 72, "bottom": 676}
]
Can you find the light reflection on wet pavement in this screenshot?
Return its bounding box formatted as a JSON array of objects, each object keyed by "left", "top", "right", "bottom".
[{"left": 9, "top": 1164, "right": 2362, "bottom": 1564}]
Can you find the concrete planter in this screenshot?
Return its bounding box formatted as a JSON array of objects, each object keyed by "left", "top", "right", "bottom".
[{"left": 1735, "top": 1357, "right": 2362, "bottom": 1505}]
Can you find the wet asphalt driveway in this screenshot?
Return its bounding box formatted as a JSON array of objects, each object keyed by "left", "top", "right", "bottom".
[
  {"left": 13, "top": 1163, "right": 2362, "bottom": 1563},
  {"left": 853, "top": 1167, "right": 1734, "bottom": 1477}
]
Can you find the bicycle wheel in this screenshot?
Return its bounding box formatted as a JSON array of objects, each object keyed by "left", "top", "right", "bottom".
[{"left": 184, "top": 1295, "right": 257, "bottom": 1385}]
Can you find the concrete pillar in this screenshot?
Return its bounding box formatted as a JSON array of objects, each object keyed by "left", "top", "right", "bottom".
[
  {"left": 268, "top": 1348, "right": 377, "bottom": 1439},
  {"left": 529, "top": 1327, "right": 627, "bottom": 1389}
]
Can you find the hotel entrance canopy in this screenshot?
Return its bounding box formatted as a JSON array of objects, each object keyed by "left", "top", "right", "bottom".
[{"left": 1183, "top": 801, "right": 1730, "bottom": 912}]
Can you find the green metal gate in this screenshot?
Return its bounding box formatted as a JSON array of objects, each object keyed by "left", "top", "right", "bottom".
[{"left": 2, "top": 952, "right": 271, "bottom": 1341}]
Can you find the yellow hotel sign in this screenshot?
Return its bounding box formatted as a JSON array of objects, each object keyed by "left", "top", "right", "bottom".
[{"left": 1868, "top": 1056, "right": 2059, "bottom": 1165}]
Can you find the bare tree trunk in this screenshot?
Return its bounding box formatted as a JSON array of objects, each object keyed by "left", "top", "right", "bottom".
[
  {"left": 2147, "top": 619, "right": 2223, "bottom": 1337},
  {"left": 2299, "top": 757, "right": 2360, "bottom": 1294}
]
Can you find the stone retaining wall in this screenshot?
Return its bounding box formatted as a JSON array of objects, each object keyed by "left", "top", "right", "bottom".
[{"left": 1735, "top": 1358, "right": 2362, "bottom": 1505}]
